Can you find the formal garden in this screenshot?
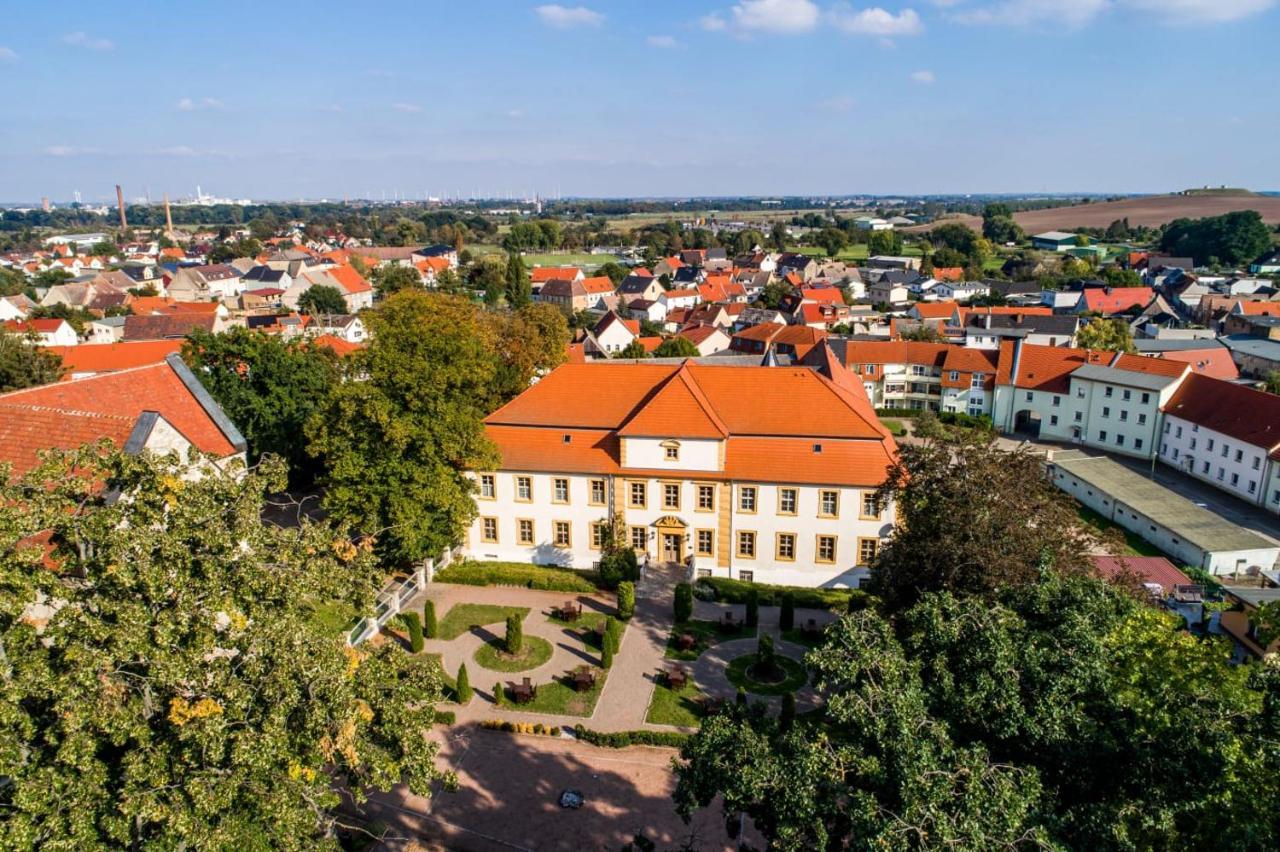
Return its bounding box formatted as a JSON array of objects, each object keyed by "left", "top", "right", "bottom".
[{"left": 380, "top": 560, "right": 854, "bottom": 732}]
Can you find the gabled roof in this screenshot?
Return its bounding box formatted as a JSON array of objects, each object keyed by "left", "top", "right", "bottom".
[
  {"left": 1090, "top": 555, "right": 1190, "bottom": 593},
  {"left": 124, "top": 314, "right": 217, "bottom": 341},
  {"left": 1079, "top": 287, "right": 1154, "bottom": 314},
  {"left": 1002, "top": 342, "right": 1107, "bottom": 393},
  {"left": 530, "top": 266, "right": 581, "bottom": 284},
  {"left": 618, "top": 364, "right": 729, "bottom": 439},
  {"left": 1162, "top": 373, "right": 1280, "bottom": 457},
  {"left": 1232, "top": 300, "right": 1280, "bottom": 317},
  {"left": 932, "top": 266, "right": 964, "bottom": 282},
  {"left": 580, "top": 276, "right": 615, "bottom": 294},
  {"left": 911, "top": 301, "right": 961, "bottom": 320},
  {"left": 327, "top": 264, "right": 373, "bottom": 294},
  {"left": 0, "top": 356, "right": 244, "bottom": 478}
]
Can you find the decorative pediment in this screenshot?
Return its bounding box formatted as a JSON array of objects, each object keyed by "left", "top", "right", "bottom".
[{"left": 652, "top": 515, "right": 687, "bottom": 529}]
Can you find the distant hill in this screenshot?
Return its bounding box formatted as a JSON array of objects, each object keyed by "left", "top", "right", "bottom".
[{"left": 920, "top": 191, "right": 1280, "bottom": 234}]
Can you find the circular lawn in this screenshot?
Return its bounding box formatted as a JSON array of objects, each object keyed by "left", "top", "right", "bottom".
[
  {"left": 725, "top": 652, "right": 808, "bottom": 696},
  {"left": 474, "top": 636, "right": 553, "bottom": 673}
]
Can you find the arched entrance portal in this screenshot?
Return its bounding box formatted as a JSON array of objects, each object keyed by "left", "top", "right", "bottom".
[
  {"left": 1013, "top": 409, "right": 1042, "bottom": 438},
  {"left": 653, "top": 515, "right": 687, "bottom": 564}
]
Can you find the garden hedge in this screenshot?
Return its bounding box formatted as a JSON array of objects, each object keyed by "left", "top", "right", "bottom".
[
  {"left": 434, "top": 560, "right": 602, "bottom": 592},
  {"left": 696, "top": 576, "right": 868, "bottom": 611},
  {"left": 573, "top": 726, "right": 690, "bottom": 749}
]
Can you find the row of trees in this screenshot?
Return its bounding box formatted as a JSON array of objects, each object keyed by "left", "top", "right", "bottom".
[{"left": 675, "top": 432, "right": 1280, "bottom": 849}]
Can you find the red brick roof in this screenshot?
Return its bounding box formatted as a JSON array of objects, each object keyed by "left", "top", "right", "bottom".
[
  {"left": 1145, "top": 347, "right": 1238, "bottom": 381},
  {"left": 1090, "top": 555, "right": 1190, "bottom": 593},
  {"left": 1162, "top": 373, "right": 1280, "bottom": 458},
  {"left": 1000, "top": 342, "right": 1107, "bottom": 393},
  {"left": 45, "top": 341, "right": 182, "bottom": 376},
  {"left": 1080, "top": 287, "right": 1154, "bottom": 314},
  {"left": 530, "top": 266, "right": 581, "bottom": 284},
  {"left": 0, "top": 360, "right": 240, "bottom": 477},
  {"left": 932, "top": 266, "right": 964, "bottom": 282}
]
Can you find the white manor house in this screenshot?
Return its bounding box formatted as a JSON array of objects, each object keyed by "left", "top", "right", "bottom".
[{"left": 463, "top": 352, "right": 899, "bottom": 587}]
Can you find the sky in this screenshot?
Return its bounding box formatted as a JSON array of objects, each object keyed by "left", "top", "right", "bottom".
[{"left": 2, "top": 0, "right": 1279, "bottom": 202}]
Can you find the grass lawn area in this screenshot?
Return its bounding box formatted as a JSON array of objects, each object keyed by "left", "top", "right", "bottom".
[
  {"left": 505, "top": 671, "right": 605, "bottom": 717},
  {"left": 438, "top": 603, "right": 531, "bottom": 640},
  {"left": 879, "top": 418, "right": 906, "bottom": 436},
  {"left": 726, "top": 653, "right": 809, "bottom": 696},
  {"left": 548, "top": 611, "right": 608, "bottom": 653},
  {"left": 474, "top": 635, "right": 553, "bottom": 672},
  {"left": 465, "top": 242, "right": 504, "bottom": 258},
  {"left": 646, "top": 680, "right": 706, "bottom": 728},
  {"left": 1074, "top": 503, "right": 1166, "bottom": 558},
  {"left": 665, "top": 618, "right": 756, "bottom": 662},
  {"left": 523, "top": 252, "right": 610, "bottom": 270}
]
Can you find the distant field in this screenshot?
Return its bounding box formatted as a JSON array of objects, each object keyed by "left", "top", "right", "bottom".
[
  {"left": 914, "top": 192, "right": 1280, "bottom": 233},
  {"left": 522, "top": 251, "right": 612, "bottom": 269},
  {"left": 788, "top": 243, "right": 921, "bottom": 261}
]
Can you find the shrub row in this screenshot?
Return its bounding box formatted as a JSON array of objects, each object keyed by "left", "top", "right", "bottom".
[
  {"left": 481, "top": 719, "right": 562, "bottom": 737},
  {"left": 939, "top": 411, "right": 994, "bottom": 430},
  {"left": 433, "top": 710, "right": 456, "bottom": 725},
  {"left": 696, "top": 576, "right": 867, "bottom": 611},
  {"left": 572, "top": 726, "right": 690, "bottom": 749},
  {"left": 434, "top": 560, "right": 602, "bottom": 592},
  {"left": 875, "top": 407, "right": 924, "bottom": 418}
]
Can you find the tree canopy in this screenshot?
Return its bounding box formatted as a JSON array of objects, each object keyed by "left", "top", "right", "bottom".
[
  {"left": 297, "top": 284, "right": 348, "bottom": 315},
  {"left": 182, "top": 327, "right": 338, "bottom": 483},
  {"left": 1159, "top": 210, "right": 1272, "bottom": 266},
  {"left": 0, "top": 449, "right": 448, "bottom": 848},
  {"left": 1075, "top": 317, "right": 1136, "bottom": 354},
  {"left": 0, "top": 330, "right": 64, "bottom": 392},
  {"left": 370, "top": 264, "right": 423, "bottom": 297},
  {"left": 306, "top": 292, "right": 500, "bottom": 565},
  {"left": 653, "top": 336, "right": 700, "bottom": 358}
]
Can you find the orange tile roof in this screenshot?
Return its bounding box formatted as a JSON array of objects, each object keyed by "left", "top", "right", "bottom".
[
  {"left": 580, "top": 276, "right": 615, "bottom": 294},
  {"left": 311, "top": 334, "right": 362, "bottom": 356},
  {"left": 841, "top": 341, "right": 952, "bottom": 369},
  {"left": 530, "top": 266, "right": 580, "bottom": 283},
  {"left": 1080, "top": 287, "right": 1154, "bottom": 314},
  {"left": 637, "top": 336, "right": 663, "bottom": 353},
  {"left": 911, "top": 301, "right": 961, "bottom": 320},
  {"left": 130, "top": 297, "right": 221, "bottom": 316},
  {"left": 45, "top": 341, "right": 182, "bottom": 376},
  {"left": 483, "top": 363, "right": 896, "bottom": 486},
  {"left": 0, "top": 360, "right": 240, "bottom": 477},
  {"left": 1109, "top": 352, "right": 1189, "bottom": 379},
  {"left": 415, "top": 257, "right": 451, "bottom": 274},
  {"left": 1233, "top": 300, "right": 1280, "bottom": 317},
  {"left": 958, "top": 306, "right": 1053, "bottom": 322},
  {"left": 5, "top": 318, "right": 67, "bottom": 334},
  {"left": 632, "top": 267, "right": 654, "bottom": 277},
  {"left": 327, "top": 264, "right": 373, "bottom": 294},
  {"left": 1146, "top": 347, "right": 1237, "bottom": 381},
  {"left": 159, "top": 247, "right": 186, "bottom": 259},
  {"left": 799, "top": 285, "right": 845, "bottom": 305},
  {"left": 1005, "top": 342, "right": 1107, "bottom": 393},
  {"left": 679, "top": 324, "right": 722, "bottom": 346},
  {"left": 932, "top": 266, "right": 964, "bottom": 282}
]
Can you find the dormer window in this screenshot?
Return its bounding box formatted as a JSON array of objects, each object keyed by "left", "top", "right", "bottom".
[
  {"left": 563, "top": 434, "right": 572, "bottom": 444},
  {"left": 662, "top": 440, "right": 680, "bottom": 461},
  {"left": 813, "top": 443, "right": 823, "bottom": 453}
]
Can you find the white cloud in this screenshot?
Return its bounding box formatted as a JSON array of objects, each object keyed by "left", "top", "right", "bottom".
[
  {"left": 392, "top": 102, "right": 422, "bottom": 113},
  {"left": 62, "top": 31, "right": 114, "bottom": 51},
  {"left": 43, "top": 145, "right": 99, "bottom": 157},
  {"left": 731, "top": 0, "right": 821, "bottom": 33},
  {"left": 0, "top": 47, "right": 17, "bottom": 62},
  {"left": 647, "top": 34, "right": 680, "bottom": 48},
  {"left": 910, "top": 69, "right": 935, "bottom": 83},
  {"left": 176, "top": 97, "right": 224, "bottom": 111},
  {"left": 154, "top": 145, "right": 197, "bottom": 157},
  {"left": 829, "top": 4, "right": 924, "bottom": 35},
  {"left": 700, "top": 12, "right": 729, "bottom": 30},
  {"left": 534, "top": 4, "right": 604, "bottom": 28},
  {"left": 815, "top": 94, "right": 856, "bottom": 112},
  {"left": 953, "top": 0, "right": 1106, "bottom": 27},
  {"left": 1125, "top": 0, "right": 1275, "bottom": 23}
]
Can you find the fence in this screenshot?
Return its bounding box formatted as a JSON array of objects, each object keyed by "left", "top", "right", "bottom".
[{"left": 346, "top": 547, "right": 458, "bottom": 646}]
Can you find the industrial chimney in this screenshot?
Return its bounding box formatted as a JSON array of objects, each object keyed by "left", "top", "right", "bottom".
[
  {"left": 41, "top": 197, "right": 50, "bottom": 213},
  {"left": 164, "top": 193, "right": 174, "bottom": 237},
  {"left": 115, "top": 184, "right": 128, "bottom": 230}
]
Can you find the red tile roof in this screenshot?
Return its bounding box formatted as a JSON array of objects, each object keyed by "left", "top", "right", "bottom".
[
  {"left": 45, "top": 341, "right": 182, "bottom": 376},
  {"left": 1002, "top": 342, "right": 1107, "bottom": 393},
  {"left": 580, "top": 276, "right": 615, "bottom": 294},
  {"left": 911, "top": 301, "right": 961, "bottom": 320},
  {"left": 1162, "top": 373, "right": 1280, "bottom": 457},
  {"left": 1090, "top": 555, "right": 1190, "bottom": 593},
  {"left": 311, "top": 335, "right": 362, "bottom": 356},
  {"left": 1108, "top": 352, "right": 1189, "bottom": 379},
  {"left": 799, "top": 285, "right": 845, "bottom": 305},
  {"left": 327, "top": 264, "right": 373, "bottom": 294},
  {"left": 932, "top": 266, "right": 964, "bottom": 282},
  {"left": 530, "top": 266, "right": 581, "bottom": 284},
  {"left": 1233, "top": 300, "right": 1280, "bottom": 317},
  {"left": 130, "top": 297, "right": 222, "bottom": 316},
  {"left": 0, "top": 360, "right": 240, "bottom": 477},
  {"left": 1145, "top": 347, "right": 1238, "bottom": 381},
  {"left": 5, "top": 318, "right": 67, "bottom": 334},
  {"left": 1080, "top": 287, "right": 1154, "bottom": 314}
]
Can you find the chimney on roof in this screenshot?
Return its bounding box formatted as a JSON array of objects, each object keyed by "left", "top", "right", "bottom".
[{"left": 115, "top": 184, "right": 127, "bottom": 230}]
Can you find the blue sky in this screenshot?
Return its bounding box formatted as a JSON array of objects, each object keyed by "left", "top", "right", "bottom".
[{"left": 2, "top": 0, "right": 1278, "bottom": 202}]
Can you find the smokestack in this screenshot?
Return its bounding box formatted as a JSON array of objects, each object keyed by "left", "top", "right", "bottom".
[
  {"left": 41, "top": 197, "right": 50, "bottom": 212},
  {"left": 164, "top": 193, "right": 174, "bottom": 235},
  {"left": 115, "top": 184, "right": 128, "bottom": 230}
]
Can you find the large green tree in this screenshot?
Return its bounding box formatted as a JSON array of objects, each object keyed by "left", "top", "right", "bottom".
[
  {"left": 370, "top": 264, "right": 423, "bottom": 297},
  {"left": 484, "top": 302, "right": 569, "bottom": 408},
  {"left": 1076, "top": 317, "right": 1136, "bottom": 353},
  {"left": 1160, "top": 210, "right": 1272, "bottom": 266},
  {"left": 0, "top": 330, "right": 64, "bottom": 392},
  {"left": 182, "top": 328, "right": 338, "bottom": 483},
  {"left": 504, "top": 252, "right": 531, "bottom": 308},
  {"left": 297, "top": 284, "right": 348, "bottom": 315},
  {"left": 0, "top": 449, "right": 448, "bottom": 849},
  {"left": 307, "top": 292, "right": 499, "bottom": 565}
]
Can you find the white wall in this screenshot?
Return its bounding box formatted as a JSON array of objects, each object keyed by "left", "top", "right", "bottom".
[
  {"left": 1159, "top": 415, "right": 1274, "bottom": 506},
  {"left": 623, "top": 437, "right": 720, "bottom": 472}
]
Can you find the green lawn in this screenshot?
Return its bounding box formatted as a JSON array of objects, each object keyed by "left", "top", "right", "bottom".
[
  {"left": 504, "top": 671, "right": 605, "bottom": 717},
  {"left": 665, "top": 618, "right": 755, "bottom": 662},
  {"left": 523, "top": 252, "right": 611, "bottom": 270},
  {"left": 646, "top": 680, "right": 706, "bottom": 728},
  {"left": 307, "top": 600, "right": 360, "bottom": 635},
  {"left": 1074, "top": 503, "right": 1166, "bottom": 558},
  {"left": 474, "top": 635, "right": 553, "bottom": 672},
  {"left": 788, "top": 243, "right": 922, "bottom": 261},
  {"left": 725, "top": 653, "right": 809, "bottom": 696},
  {"left": 879, "top": 418, "right": 906, "bottom": 437},
  {"left": 438, "top": 603, "right": 531, "bottom": 640},
  {"left": 781, "top": 627, "right": 829, "bottom": 649}
]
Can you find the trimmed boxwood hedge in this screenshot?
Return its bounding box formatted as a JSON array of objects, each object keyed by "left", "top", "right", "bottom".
[
  {"left": 573, "top": 726, "right": 690, "bottom": 749},
  {"left": 696, "top": 576, "right": 868, "bottom": 611},
  {"left": 434, "top": 560, "right": 603, "bottom": 592}
]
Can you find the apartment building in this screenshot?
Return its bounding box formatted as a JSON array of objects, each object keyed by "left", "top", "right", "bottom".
[
  {"left": 832, "top": 341, "right": 999, "bottom": 416},
  {"left": 463, "top": 358, "right": 898, "bottom": 588}
]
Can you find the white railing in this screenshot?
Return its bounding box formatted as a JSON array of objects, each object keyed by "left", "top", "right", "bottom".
[{"left": 346, "top": 547, "right": 457, "bottom": 646}]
